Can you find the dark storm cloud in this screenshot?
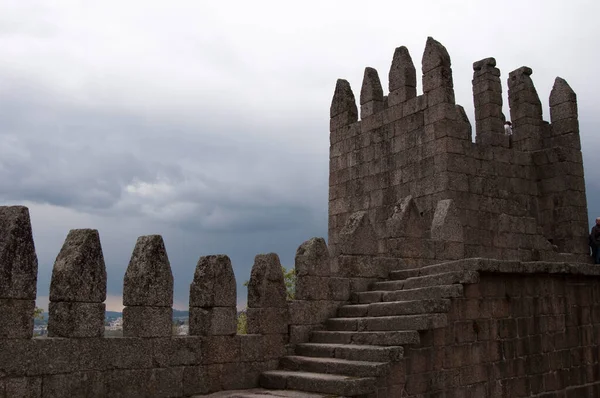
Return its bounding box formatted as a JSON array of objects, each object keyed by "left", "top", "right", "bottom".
[{"left": 1, "top": 0, "right": 599, "bottom": 310}]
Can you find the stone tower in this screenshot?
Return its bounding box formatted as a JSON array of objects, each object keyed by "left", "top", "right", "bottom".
[{"left": 328, "top": 37, "right": 588, "bottom": 266}]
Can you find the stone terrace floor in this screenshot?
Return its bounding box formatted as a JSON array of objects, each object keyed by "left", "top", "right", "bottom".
[{"left": 196, "top": 388, "right": 337, "bottom": 397}]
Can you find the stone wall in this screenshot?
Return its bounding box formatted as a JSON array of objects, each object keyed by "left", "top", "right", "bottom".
[
  {"left": 0, "top": 206, "right": 289, "bottom": 397},
  {"left": 328, "top": 37, "right": 589, "bottom": 265},
  {"left": 399, "top": 270, "right": 600, "bottom": 396}
]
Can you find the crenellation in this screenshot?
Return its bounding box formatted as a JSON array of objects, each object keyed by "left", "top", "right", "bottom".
[
  {"left": 0, "top": 206, "right": 38, "bottom": 339},
  {"left": 388, "top": 46, "right": 417, "bottom": 106},
  {"left": 123, "top": 235, "right": 173, "bottom": 337},
  {"left": 48, "top": 229, "right": 107, "bottom": 338}
]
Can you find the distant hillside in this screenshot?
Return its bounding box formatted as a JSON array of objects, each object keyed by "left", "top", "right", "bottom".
[{"left": 34, "top": 309, "right": 189, "bottom": 325}]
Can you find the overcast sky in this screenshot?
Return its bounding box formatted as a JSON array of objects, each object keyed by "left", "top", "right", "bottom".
[{"left": 1, "top": 1, "right": 599, "bottom": 311}]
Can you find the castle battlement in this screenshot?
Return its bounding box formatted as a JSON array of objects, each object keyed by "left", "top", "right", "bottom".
[{"left": 328, "top": 37, "right": 588, "bottom": 266}]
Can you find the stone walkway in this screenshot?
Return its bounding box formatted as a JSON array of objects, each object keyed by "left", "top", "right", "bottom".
[{"left": 194, "top": 388, "right": 336, "bottom": 397}]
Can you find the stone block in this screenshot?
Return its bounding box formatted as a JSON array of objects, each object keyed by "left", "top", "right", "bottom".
[
  {"left": 182, "top": 366, "right": 212, "bottom": 396},
  {"left": 104, "top": 368, "right": 184, "bottom": 398},
  {"left": 288, "top": 300, "right": 340, "bottom": 325},
  {"left": 402, "top": 95, "right": 428, "bottom": 116},
  {"left": 48, "top": 302, "right": 105, "bottom": 338},
  {"left": 388, "top": 87, "right": 416, "bottom": 106},
  {"left": 427, "top": 86, "right": 455, "bottom": 106},
  {"left": 422, "top": 37, "right": 451, "bottom": 74},
  {"left": 389, "top": 46, "right": 416, "bottom": 90},
  {"left": 151, "top": 336, "right": 204, "bottom": 367},
  {"left": 122, "top": 306, "right": 172, "bottom": 337},
  {"left": 0, "top": 299, "right": 34, "bottom": 339},
  {"left": 361, "top": 100, "right": 383, "bottom": 118},
  {"left": 42, "top": 372, "right": 105, "bottom": 398},
  {"left": 289, "top": 325, "right": 321, "bottom": 344},
  {"left": 123, "top": 235, "right": 173, "bottom": 307},
  {"left": 385, "top": 195, "right": 427, "bottom": 238},
  {"left": 0, "top": 206, "right": 38, "bottom": 300},
  {"left": 295, "top": 237, "right": 330, "bottom": 277},
  {"left": 3, "top": 377, "right": 41, "bottom": 398},
  {"left": 247, "top": 307, "right": 289, "bottom": 335},
  {"left": 550, "top": 101, "right": 578, "bottom": 122},
  {"left": 189, "top": 307, "right": 236, "bottom": 336},
  {"left": 431, "top": 199, "right": 464, "bottom": 243},
  {"left": 49, "top": 229, "right": 106, "bottom": 303},
  {"left": 360, "top": 67, "right": 384, "bottom": 105},
  {"left": 202, "top": 335, "right": 241, "bottom": 364},
  {"left": 424, "top": 103, "right": 459, "bottom": 125},
  {"left": 295, "top": 276, "right": 330, "bottom": 300},
  {"left": 338, "top": 211, "right": 378, "bottom": 256},
  {"left": 330, "top": 79, "right": 358, "bottom": 119},
  {"left": 423, "top": 66, "right": 454, "bottom": 93},
  {"left": 189, "top": 255, "right": 236, "bottom": 308},
  {"left": 239, "top": 334, "right": 286, "bottom": 361},
  {"left": 247, "top": 253, "right": 287, "bottom": 308},
  {"left": 330, "top": 110, "right": 358, "bottom": 131}
]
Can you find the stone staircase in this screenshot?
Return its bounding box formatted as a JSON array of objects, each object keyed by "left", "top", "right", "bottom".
[{"left": 258, "top": 265, "right": 479, "bottom": 397}]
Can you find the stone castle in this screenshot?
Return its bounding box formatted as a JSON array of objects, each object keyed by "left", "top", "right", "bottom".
[{"left": 1, "top": 37, "right": 599, "bottom": 397}]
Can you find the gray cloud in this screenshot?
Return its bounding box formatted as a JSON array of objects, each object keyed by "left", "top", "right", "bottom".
[{"left": 0, "top": 0, "right": 599, "bottom": 309}]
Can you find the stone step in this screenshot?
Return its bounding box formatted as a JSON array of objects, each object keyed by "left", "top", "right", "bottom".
[
  {"left": 371, "top": 271, "right": 479, "bottom": 291},
  {"left": 310, "top": 330, "right": 420, "bottom": 346},
  {"left": 194, "top": 388, "right": 330, "bottom": 397},
  {"left": 326, "top": 313, "right": 447, "bottom": 332},
  {"left": 351, "top": 284, "right": 464, "bottom": 304},
  {"left": 295, "top": 343, "right": 404, "bottom": 362},
  {"left": 387, "top": 268, "right": 420, "bottom": 281},
  {"left": 260, "top": 370, "right": 376, "bottom": 396},
  {"left": 280, "top": 355, "right": 389, "bottom": 378},
  {"left": 338, "top": 299, "right": 450, "bottom": 318}
]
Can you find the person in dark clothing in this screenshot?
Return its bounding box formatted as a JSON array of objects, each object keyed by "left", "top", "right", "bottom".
[{"left": 590, "top": 217, "right": 600, "bottom": 264}]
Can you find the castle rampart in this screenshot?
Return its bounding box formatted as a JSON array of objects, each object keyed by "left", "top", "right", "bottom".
[{"left": 329, "top": 37, "right": 588, "bottom": 266}]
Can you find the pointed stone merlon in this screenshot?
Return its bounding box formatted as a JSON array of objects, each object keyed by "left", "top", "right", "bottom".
[
  {"left": 422, "top": 37, "right": 455, "bottom": 106},
  {"left": 360, "top": 67, "right": 384, "bottom": 118},
  {"left": 189, "top": 255, "right": 237, "bottom": 336},
  {"left": 508, "top": 66, "right": 544, "bottom": 151},
  {"left": 431, "top": 200, "right": 465, "bottom": 260},
  {"left": 295, "top": 237, "right": 331, "bottom": 301},
  {"left": 339, "top": 211, "right": 378, "bottom": 256},
  {"left": 388, "top": 46, "right": 417, "bottom": 106},
  {"left": 330, "top": 79, "right": 358, "bottom": 131},
  {"left": 549, "top": 77, "right": 581, "bottom": 150},
  {"left": 48, "top": 229, "right": 107, "bottom": 338},
  {"left": 384, "top": 196, "right": 427, "bottom": 238},
  {"left": 247, "top": 253, "right": 289, "bottom": 335},
  {"left": 122, "top": 235, "right": 173, "bottom": 337},
  {"left": 472, "top": 57, "right": 505, "bottom": 144},
  {"left": 0, "top": 206, "right": 38, "bottom": 339}
]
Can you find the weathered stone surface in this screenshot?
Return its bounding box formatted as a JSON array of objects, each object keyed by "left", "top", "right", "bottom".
[
  {"left": 0, "top": 299, "right": 35, "bottom": 339},
  {"left": 247, "top": 253, "right": 287, "bottom": 308},
  {"left": 42, "top": 371, "right": 105, "bottom": 398},
  {"left": 49, "top": 229, "right": 106, "bottom": 303},
  {"left": 338, "top": 211, "right": 378, "bottom": 256},
  {"left": 189, "top": 307, "right": 237, "bottom": 336},
  {"left": 549, "top": 77, "right": 577, "bottom": 107},
  {"left": 0, "top": 206, "right": 38, "bottom": 300},
  {"left": 330, "top": 79, "right": 358, "bottom": 120},
  {"left": 295, "top": 237, "right": 330, "bottom": 277},
  {"left": 48, "top": 302, "right": 105, "bottom": 338},
  {"left": 122, "top": 306, "right": 172, "bottom": 337},
  {"left": 123, "top": 235, "right": 173, "bottom": 307},
  {"left": 190, "top": 255, "right": 236, "bottom": 308},
  {"left": 385, "top": 196, "right": 427, "bottom": 238},
  {"left": 430, "top": 199, "right": 463, "bottom": 243},
  {"left": 360, "top": 67, "right": 384, "bottom": 105},
  {"left": 389, "top": 46, "right": 416, "bottom": 92},
  {"left": 422, "top": 36, "right": 451, "bottom": 73},
  {"left": 4, "top": 376, "right": 41, "bottom": 398},
  {"left": 247, "top": 307, "right": 289, "bottom": 335}
]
